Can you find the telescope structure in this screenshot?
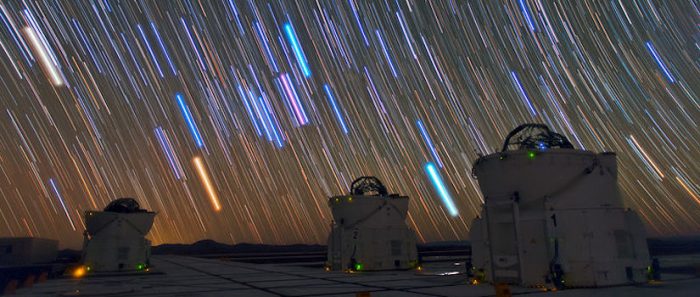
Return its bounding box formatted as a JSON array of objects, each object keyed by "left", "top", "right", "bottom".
[
  {"left": 82, "top": 198, "right": 156, "bottom": 273},
  {"left": 326, "top": 177, "right": 418, "bottom": 271},
  {"left": 469, "top": 124, "right": 649, "bottom": 288}
]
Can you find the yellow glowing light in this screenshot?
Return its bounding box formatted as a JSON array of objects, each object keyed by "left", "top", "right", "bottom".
[
  {"left": 72, "top": 266, "right": 86, "bottom": 278},
  {"left": 21, "top": 26, "right": 64, "bottom": 86},
  {"left": 193, "top": 156, "right": 222, "bottom": 211},
  {"left": 629, "top": 135, "right": 664, "bottom": 179},
  {"left": 676, "top": 176, "right": 700, "bottom": 205}
]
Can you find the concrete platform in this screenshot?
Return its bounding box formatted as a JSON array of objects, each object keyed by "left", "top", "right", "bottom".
[{"left": 11, "top": 255, "right": 700, "bottom": 296}]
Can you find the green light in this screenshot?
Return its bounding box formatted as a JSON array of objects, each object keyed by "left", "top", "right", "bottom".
[
  {"left": 354, "top": 263, "right": 363, "bottom": 271},
  {"left": 136, "top": 263, "right": 145, "bottom": 271},
  {"left": 528, "top": 151, "right": 536, "bottom": 159}
]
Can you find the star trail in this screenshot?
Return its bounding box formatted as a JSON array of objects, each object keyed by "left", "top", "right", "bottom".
[{"left": 0, "top": 0, "right": 697, "bottom": 248}]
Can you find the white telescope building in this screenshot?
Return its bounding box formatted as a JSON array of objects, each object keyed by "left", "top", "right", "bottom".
[
  {"left": 469, "top": 124, "right": 649, "bottom": 288},
  {"left": 82, "top": 198, "right": 156, "bottom": 273},
  {"left": 327, "top": 177, "right": 418, "bottom": 271}
]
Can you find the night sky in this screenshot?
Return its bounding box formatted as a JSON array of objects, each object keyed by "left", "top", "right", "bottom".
[{"left": 0, "top": 0, "right": 697, "bottom": 248}]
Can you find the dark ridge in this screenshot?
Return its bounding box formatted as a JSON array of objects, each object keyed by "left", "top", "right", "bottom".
[
  {"left": 151, "top": 239, "right": 473, "bottom": 255},
  {"left": 417, "top": 240, "right": 470, "bottom": 252},
  {"left": 148, "top": 237, "right": 700, "bottom": 256},
  {"left": 152, "top": 239, "right": 325, "bottom": 255},
  {"left": 648, "top": 236, "right": 700, "bottom": 256}
]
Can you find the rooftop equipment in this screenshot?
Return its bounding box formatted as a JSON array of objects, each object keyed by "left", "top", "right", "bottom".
[
  {"left": 327, "top": 177, "right": 419, "bottom": 271},
  {"left": 469, "top": 124, "right": 649, "bottom": 288}
]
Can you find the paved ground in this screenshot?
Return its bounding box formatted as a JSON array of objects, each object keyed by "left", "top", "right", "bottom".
[{"left": 11, "top": 255, "right": 700, "bottom": 296}]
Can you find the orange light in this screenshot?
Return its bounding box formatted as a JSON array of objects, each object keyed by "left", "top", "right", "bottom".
[
  {"left": 629, "top": 135, "right": 664, "bottom": 178},
  {"left": 72, "top": 266, "right": 86, "bottom": 278},
  {"left": 193, "top": 156, "right": 222, "bottom": 211}
]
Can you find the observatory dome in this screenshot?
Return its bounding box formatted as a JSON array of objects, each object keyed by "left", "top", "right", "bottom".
[
  {"left": 469, "top": 124, "right": 649, "bottom": 288},
  {"left": 82, "top": 197, "right": 156, "bottom": 273},
  {"left": 326, "top": 177, "right": 418, "bottom": 271}
]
